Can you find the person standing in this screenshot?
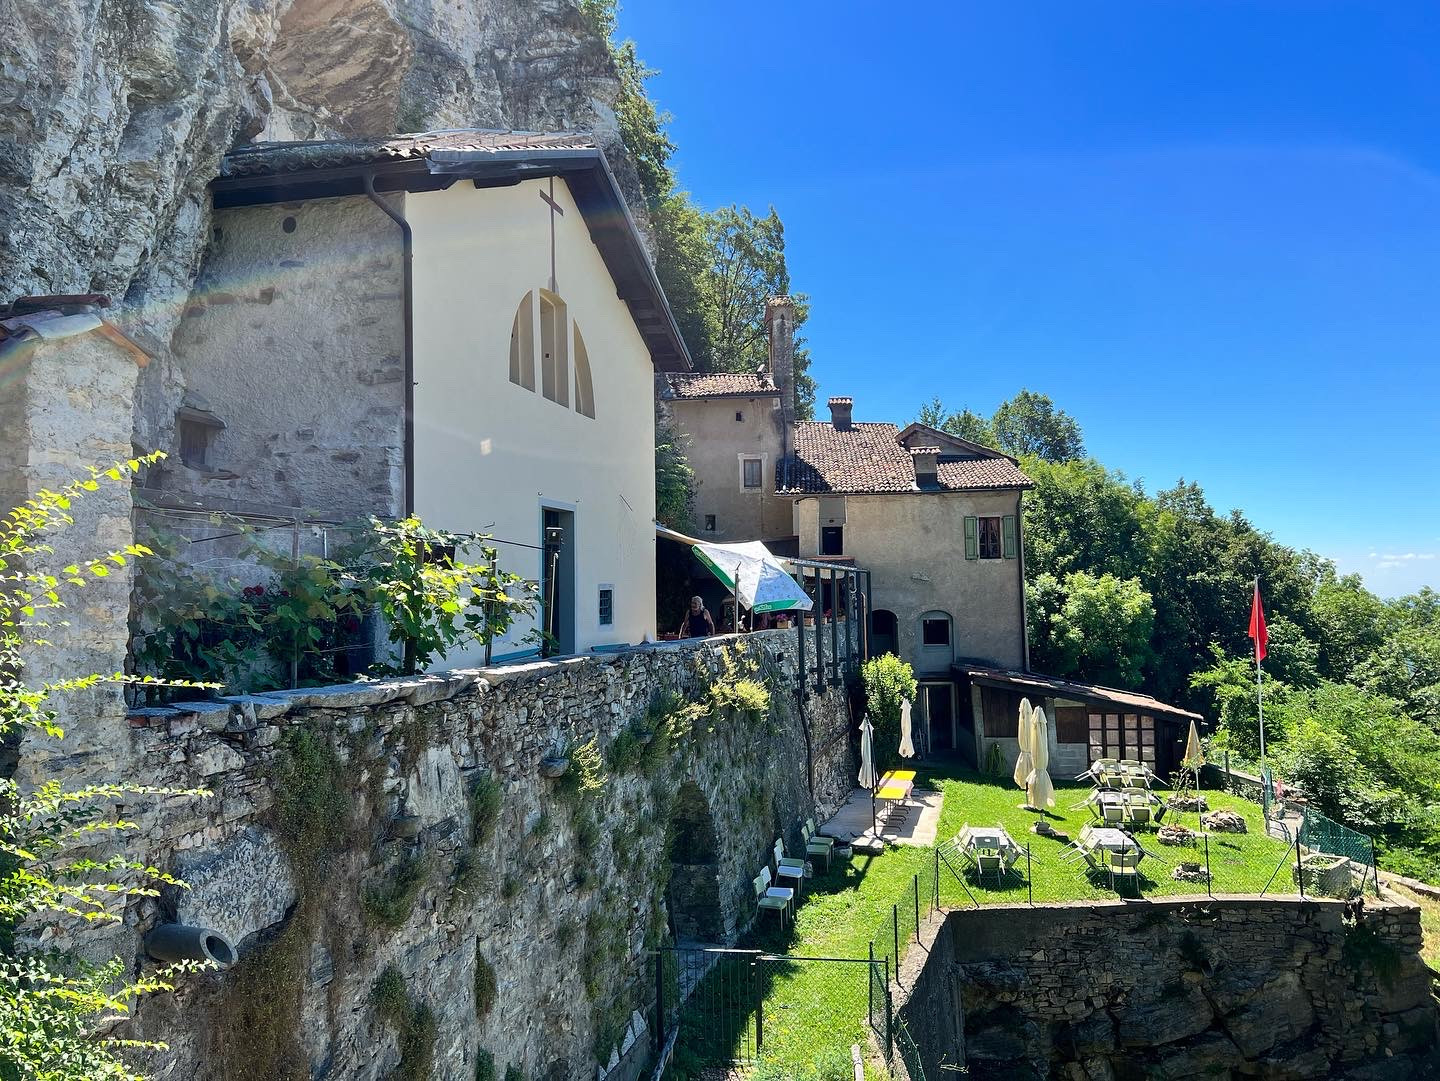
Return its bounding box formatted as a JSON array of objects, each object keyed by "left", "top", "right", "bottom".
[{"left": 678, "top": 596, "right": 715, "bottom": 638}]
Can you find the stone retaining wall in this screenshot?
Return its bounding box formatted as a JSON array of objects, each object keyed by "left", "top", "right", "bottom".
[
  {"left": 895, "top": 896, "right": 1438, "bottom": 1080},
  {"left": 100, "top": 631, "right": 852, "bottom": 1080}
]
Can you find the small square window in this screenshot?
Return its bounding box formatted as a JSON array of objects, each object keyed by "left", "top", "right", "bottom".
[
  {"left": 820, "top": 526, "right": 843, "bottom": 556},
  {"left": 922, "top": 618, "right": 951, "bottom": 646},
  {"left": 735, "top": 410, "right": 744, "bottom": 422},
  {"left": 704, "top": 514, "right": 717, "bottom": 532},
  {"left": 742, "top": 458, "right": 762, "bottom": 489},
  {"left": 598, "top": 587, "right": 613, "bottom": 626}
]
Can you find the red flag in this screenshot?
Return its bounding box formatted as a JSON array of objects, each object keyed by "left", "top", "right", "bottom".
[{"left": 1248, "top": 581, "right": 1268, "bottom": 664}]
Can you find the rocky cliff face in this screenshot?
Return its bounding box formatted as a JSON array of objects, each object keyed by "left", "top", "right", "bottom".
[{"left": 0, "top": 0, "right": 632, "bottom": 336}]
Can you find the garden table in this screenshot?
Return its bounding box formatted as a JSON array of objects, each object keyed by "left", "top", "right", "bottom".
[{"left": 875, "top": 769, "right": 915, "bottom": 827}]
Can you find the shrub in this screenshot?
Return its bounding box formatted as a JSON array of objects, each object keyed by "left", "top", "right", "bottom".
[
  {"left": 473, "top": 948, "right": 497, "bottom": 1017},
  {"left": 860, "top": 654, "right": 917, "bottom": 772},
  {"left": 372, "top": 966, "right": 437, "bottom": 1081},
  {"left": 470, "top": 772, "right": 503, "bottom": 845},
  {"left": 363, "top": 855, "right": 427, "bottom": 929}
]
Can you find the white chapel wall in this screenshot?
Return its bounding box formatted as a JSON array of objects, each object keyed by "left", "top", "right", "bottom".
[{"left": 407, "top": 176, "right": 658, "bottom": 663}]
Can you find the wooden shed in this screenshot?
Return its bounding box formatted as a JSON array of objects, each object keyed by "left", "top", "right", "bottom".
[{"left": 955, "top": 664, "right": 1205, "bottom": 781}]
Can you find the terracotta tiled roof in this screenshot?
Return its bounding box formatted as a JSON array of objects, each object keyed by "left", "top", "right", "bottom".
[
  {"left": 779, "top": 421, "right": 1033, "bottom": 495},
  {"left": 221, "top": 130, "right": 597, "bottom": 177},
  {"left": 664, "top": 371, "right": 778, "bottom": 400}
]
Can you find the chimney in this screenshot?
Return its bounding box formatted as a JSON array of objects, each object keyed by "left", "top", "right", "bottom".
[
  {"left": 828, "top": 396, "right": 853, "bottom": 431},
  {"left": 765, "top": 295, "right": 796, "bottom": 433},
  {"left": 910, "top": 446, "right": 940, "bottom": 487}
]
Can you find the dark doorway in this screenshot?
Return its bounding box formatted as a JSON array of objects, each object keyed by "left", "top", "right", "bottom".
[
  {"left": 540, "top": 507, "right": 574, "bottom": 656},
  {"left": 922, "top": 682, "right": 956, "bottom": 756},
  {"left": 667, "top": 783, "right": 723, "bottom": 943},
  {"left": 872, "top": 609, "right": 898, "bottom": 657}
]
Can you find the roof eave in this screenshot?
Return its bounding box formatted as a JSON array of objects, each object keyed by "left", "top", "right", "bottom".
[{"left": 210, "top": 147, "right": 692, "bottom": 373}]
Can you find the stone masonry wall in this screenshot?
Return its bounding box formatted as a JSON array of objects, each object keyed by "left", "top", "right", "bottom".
[
  {"left": 106, "top": 630, "right": 852, "bottom": 1080},
  {"left": 144, "top": 193, "right": 406, "bottom": 520},
  {"left": 896, "top": 897, "right": 1438, "bottom": 1081}
]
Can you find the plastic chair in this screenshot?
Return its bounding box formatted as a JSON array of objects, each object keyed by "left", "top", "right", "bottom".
[{"left": 758, "top": 865, "right": 794, "bottom": 919}]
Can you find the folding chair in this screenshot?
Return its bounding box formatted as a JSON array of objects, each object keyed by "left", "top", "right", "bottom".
[
  {"left": 805, "top": 817, "right": 836, "bottom": 858},
  {"left": 1101, "top": 801, "right": 1126, "bottom": 826},
  {"left": 1107, "top": 849, "right": 1143, "bottom": 896}
]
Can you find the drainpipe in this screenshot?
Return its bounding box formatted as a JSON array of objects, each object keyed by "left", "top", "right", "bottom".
[
  {"left": 1016, "top": 492, "right": 1029, "bottom": 672},
  {"left": 363, "top": 173, "right": 415, "bottom": 517}
]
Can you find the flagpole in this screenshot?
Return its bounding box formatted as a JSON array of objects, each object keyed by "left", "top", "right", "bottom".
[{"left": 1254, "top": 576, "right": 1266, "bottom": 764}]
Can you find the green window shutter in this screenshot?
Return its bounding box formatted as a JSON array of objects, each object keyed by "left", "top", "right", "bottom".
[
  {"left": 964, "top": 516, "right": 979, "bottom": 560},
  {"left": 1002, "top": 515, "right": 1018, "bottom": 559}
]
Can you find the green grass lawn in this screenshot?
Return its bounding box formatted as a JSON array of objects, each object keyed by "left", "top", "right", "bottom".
[{"left": 666, "top": 763, "right": 1297, "bottom": 1079}]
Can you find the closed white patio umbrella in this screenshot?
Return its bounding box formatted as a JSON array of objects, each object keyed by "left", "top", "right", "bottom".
[
  {"left": 859, "top": 714, "right": 879, "bottom": 840},
  {"left": 1027, "top": 705, "right": 1056, "bottom": 810},
  {"left": 899, "top": 699, "right": 916, "bottom": 759},
  {"left": 859, "top": 715, "right": 878, "bottom": 790},
  {"left": 1013, "top": 698, "right": 1035, "bottom": 792},
  {"left": 1184, "top": 720, "right": 1205, "bottom": 767}
]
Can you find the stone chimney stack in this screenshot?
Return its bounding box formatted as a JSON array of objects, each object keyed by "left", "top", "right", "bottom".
[
  {"left": 765, "top": 295, "right": 796, "bottom": 431},
  {"left": 910, "top": 446, "right": 940, "bottom": 487},
  {"left": 828, "top": 397, "right": 853, "bottom": 431}
]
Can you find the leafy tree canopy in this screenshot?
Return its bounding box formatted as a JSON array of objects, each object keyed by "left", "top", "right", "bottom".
[{"left": 915, "top": 389, "right": 1084, "bottom": 462}]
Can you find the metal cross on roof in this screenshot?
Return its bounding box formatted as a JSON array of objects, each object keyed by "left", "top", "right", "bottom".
[{"left": 539, "top": 177, "right": 565, "bottom": 293}]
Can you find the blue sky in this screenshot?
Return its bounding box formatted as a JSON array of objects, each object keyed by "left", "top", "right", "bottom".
[{"left": 618, "top": 1, "right": 1440, "bottom": 597}]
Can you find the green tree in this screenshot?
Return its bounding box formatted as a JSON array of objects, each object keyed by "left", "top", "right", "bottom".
[
  {"left": 1027, "top": 571, "right": 1155, "bottom": 688},
  {"left": 655, "top": 419, "right": 695, "bottom": 529},
  {"left": 703, "top": 206, "right": 815, "bottom": 417},
  {"left": 912, "top": 389, "right": 1083, "bottom": 458},
  {"left": 859, "top": 654, "right": 917, "bottom": 773},
  {"left": 914, "top": 397, "right": 995, "bottom": 445},
  {"left": 990, "top": 389, "right": 1085, "bottom": 461}
]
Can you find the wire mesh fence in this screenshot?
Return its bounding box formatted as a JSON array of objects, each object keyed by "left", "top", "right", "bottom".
[
  {"left": 1262, "top": 767, "right": 1381, "bottom": 895},
  {"left": 894, "top": 1015, "right": 928, "bottom": 1081},
  {"left": 652, "top": 946, "right": 884, "bottom": 1072}
]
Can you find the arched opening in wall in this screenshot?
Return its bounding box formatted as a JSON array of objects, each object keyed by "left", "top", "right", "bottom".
[
  {"left": 573, "top": 325, "right": 595, "bottom": 418},
  {"left": 538, "top": 289, "right": 569, "bottom": 406},
  {"left": 509, "top": 292, "right": 535, "bottom": 391},
  {"left": 666, "top": 782, "right": 723, "bottom": 944},
  {"left": 872, "top": 609, "right": 898, "bottom": 657}
]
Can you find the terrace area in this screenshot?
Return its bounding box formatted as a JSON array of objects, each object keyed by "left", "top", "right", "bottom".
[{"left": 661, "top": 762, "right": 1337, "bottom": 1080}]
